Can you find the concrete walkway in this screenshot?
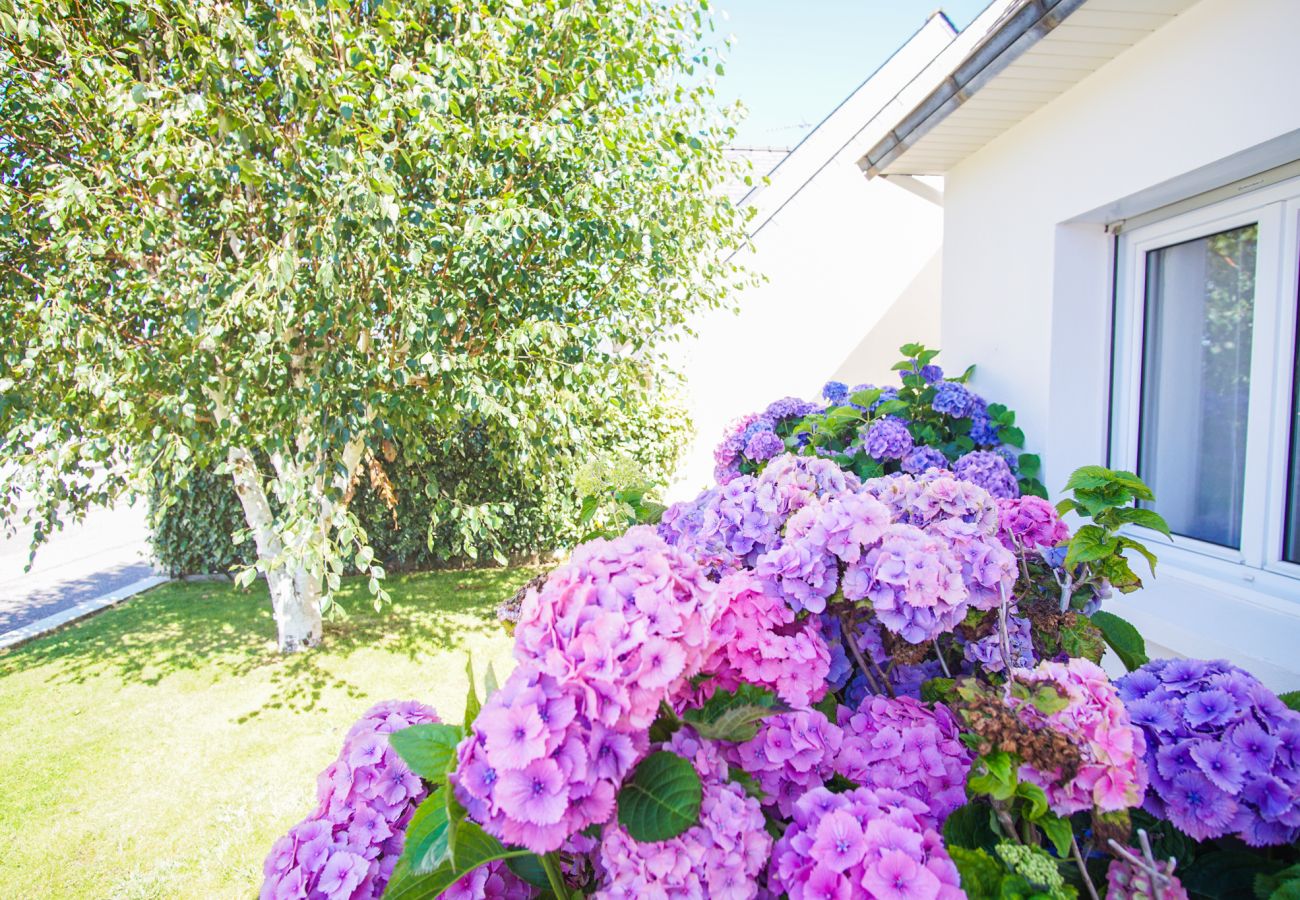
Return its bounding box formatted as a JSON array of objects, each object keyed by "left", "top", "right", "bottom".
[{"left": 0, "top": 502, "right": 165, "bottom": 647}]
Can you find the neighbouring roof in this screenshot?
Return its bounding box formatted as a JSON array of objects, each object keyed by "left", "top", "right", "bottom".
[
  {"left": 723, "top": 146, "right": 792, "bottom": 203},
  {"left": 859, "top": 0, "right": 1198, "bottom": 177}
]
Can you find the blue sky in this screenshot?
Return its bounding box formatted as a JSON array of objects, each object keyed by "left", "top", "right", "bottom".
[{"left": 713, "top": 0, "right": 994, "bottom": 146}]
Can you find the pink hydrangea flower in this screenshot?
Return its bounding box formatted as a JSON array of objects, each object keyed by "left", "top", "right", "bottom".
[
  {"left": 769, "top": 785, "right": 964, "bottom": 900},
  {"left": 834, "top": 696, "right": 972, "bottom": 829},
  {"left": 725, "top": 710, "right": 843, "bottom": 818},
  {"left": 594, "top": 730, "right": 770, "bottom": 898},
  {"left": 997, "top": 496, "right": 1069, "bottom": 553},
  {"left": 455, "top": 528, "right": 721, "bottom": 853},
  {"left": 1008, "top": 658, "right": 1148, "bottom": 815},
  {"left": 693, "top": 571, "right": 831, "bottom": 709}
]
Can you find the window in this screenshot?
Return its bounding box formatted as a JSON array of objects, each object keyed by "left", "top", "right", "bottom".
[{"left": 1111, "top": 175, "right": 1300, "bottom": 583}]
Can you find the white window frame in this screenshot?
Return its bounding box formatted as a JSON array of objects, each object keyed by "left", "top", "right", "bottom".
[{"left": 1110, "top": 175, "right": 1300, "bottom": 599}]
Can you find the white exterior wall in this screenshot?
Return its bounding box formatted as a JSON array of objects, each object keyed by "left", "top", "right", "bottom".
[
  {"left": 938, "top": 0, "right": 1300, "bottom": 688},
  {"left": 670, "top": 4, "right": 1023, "bottom": 497}
]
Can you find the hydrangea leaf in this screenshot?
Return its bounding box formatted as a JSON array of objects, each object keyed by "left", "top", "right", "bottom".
[
  {"left": 1088, "top": 611, "right": 1148, "bottom": 672},
  {"left": 1279, "top": 691, "right": 1300, "bottom": 713},
  {"left": 389, "top": 788, "right": 452, "bottom": 880},
  {"left": 948, "top": 846, "right": 1005, "bottom": 898},
  {"left": 383, "top": 821, "right": 531, "bottom": 900},
  {"left": 680, "top": 684, "right": 786, "bottom": 743},
  {"left": 943, "top": 803, "right": 1000, "bottom": 853},
  {"left": 1037, "top": 813, "right": 1073, "bottom": 859},
  {"left": 1058, "top": 615, "right": 1105, "bottom": 664},
  {"left": 504, "top": 853, "right": 551, "bottom": 890},
  {"left": 616, "top": 751, "right": 703, "bottom": 842},
  {"left": 389, "top": 723, "right": 465, "bottom": 783},
  {"left": 464, "top": 657, "right": 482, "bottom": 731}
]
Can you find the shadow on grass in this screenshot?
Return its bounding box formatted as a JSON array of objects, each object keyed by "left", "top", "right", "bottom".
[{"left": 0, "top": 567, "right": 535, "bottom": 717}]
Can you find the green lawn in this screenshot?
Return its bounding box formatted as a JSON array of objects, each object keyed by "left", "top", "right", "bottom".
[{"left": 0, "top": 568, "right": 533, "bottom": 899}]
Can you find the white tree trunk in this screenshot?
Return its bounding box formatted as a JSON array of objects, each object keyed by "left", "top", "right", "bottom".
[{"left": 228, "top": 447, "right": 322, "bottom": 653}]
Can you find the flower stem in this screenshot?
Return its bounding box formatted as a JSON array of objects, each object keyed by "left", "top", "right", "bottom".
[{"left": 1071, "top": 834, "right": 1101, "bottom": 900}]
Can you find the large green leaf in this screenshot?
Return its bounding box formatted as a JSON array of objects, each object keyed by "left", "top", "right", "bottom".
[
  {"left": 1088, "top": 611, "right": 1148, "bottom": 672},
  {"left": 389, "top": 789, "right": 452, "bottom": 881},
  {"left": 616, "top": 751, "right": 703, "bottom": 842},
  {"left": 389, "top": 724, "right": 464, "bottom": 783},
  {"left": 680, "top": 684, "right": 785, "bottom": 742},
  {"left": 383, "top": 821, "right": 531, "bottom": 900}
]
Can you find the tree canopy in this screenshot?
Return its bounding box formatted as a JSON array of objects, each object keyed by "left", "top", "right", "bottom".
[{"left": 0, "top": 0, "right": 750, "bottom": 649}]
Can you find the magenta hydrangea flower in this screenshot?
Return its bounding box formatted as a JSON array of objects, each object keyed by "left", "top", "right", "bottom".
[
  {"left": 261, "top": 700, "right": 442, "bottom": 900},
  {"left": 1117, "top": 658, "right": 1300, "bottom": 846},
  {"left": 725, "top": 710, "right": 843, "bottom": 818},
  {"left": 842, "top": 523, "right": 968, "bottom": 644},
  {"left": 834, "top": 696, "right": 972, "bottom": 829},
  {"left": 443, "top": 859, "right": 539, "bottom": 899},
  {"left": 594, "top": 729, "right": 770, "bottom": 898},
  {"left": 862, "top": 417, "right": 913, "bottom": 461},
  {"left": 769, "top": 785, "right": 964, "bottom": 900},
  {"left": 1008, "top": 658, "right": 1148, "bottom": 815},
  {"left": 694, "top": 571, "right": 831, "bottom": 709},
  {"left": 454, "top": 527, "right": 720, "bottom": 853},
  {"left": 1105, "top": 855, "right": 1189, "bottom": 900},
  {"left": 952, "top": 450, "right": 1019, "bottom": 500},
  {"left": 996, "top": 496, "right": 1069, "bottom": 553}
]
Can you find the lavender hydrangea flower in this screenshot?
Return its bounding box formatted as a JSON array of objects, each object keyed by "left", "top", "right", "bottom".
[
  {"left": 1118, "top": 658, "right": 1300, "bottom": 846},
  {"left": 931, "top": 381, "right": 974, "bottom": 417},
  {"left": 964, "top": 613, "right": 1036, "bottom": 673},
  {"left": 952, "top": 449, "right": 1020, "bottom": 500},
  {"left": 769, "top": 785, "right": 963, "bottom": 900},
  {"left": 901, "top": 445, "right": 948, "bottom": 475},
  {"left": 261, "top": 701, "right": 445, "bottom": 900},
  {"left": 764, "top": 396, "right": 820, "bottom": 422},
  {"left": 862, "top": 416, "right": 913, "bottom": 461}
]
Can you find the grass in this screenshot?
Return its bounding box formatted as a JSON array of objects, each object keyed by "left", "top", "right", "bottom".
[{"left": 0, "top": 567, "right": 535, "bottom": 899}]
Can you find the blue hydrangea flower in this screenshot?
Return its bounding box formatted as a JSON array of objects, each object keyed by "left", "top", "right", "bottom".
[
  {"left": 932, "top": 382, "right": 974, "bottom": 418},
  {"left": 822, "top": 381, "right": 848, "bottom": 405},
  {"left": 900, "top": 445, "right": 948, "bottom": 475}
]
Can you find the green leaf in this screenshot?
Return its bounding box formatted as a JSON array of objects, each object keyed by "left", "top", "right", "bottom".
[
  {"left": 1108, "top": 506, "right": 1172, "bottom": 537},
  {"left": 1088, "top": 611, "right": 1149, "bottom": 672},
  {"left": 383, "top": 821, "right": 531, "bottom": 900},
  {"left": 1037, "top": 813, "right": 1073, "bottom": 858},
  {"left": 1278, "top": 691, "right": 1300, "bottom": 713},
  {"left": 999, "top": 425, "right": 1025, "bottom": 448},
  {"left": 616, "top": 751, "right": 703, "bottom": 842},
  {"left": 1064, "top": 524, "right": 1118, "bottom": 569},
  {"left": 943, "top": 803, "right": 1000, "bottom": 853},
  {"left": 1016, "top": 453, "right": 1041, "bottom": 478},
  {"left": 968, "top": 751, "right": 1018, "bottom": 802},
  {"left": 1181, "top": 850, "right": 1285, "bottom": 900},
  {"left": 504, "top": 854, "right": 551, "bottom": 890},
  {"left": 948, "top": 846, "right": 1005, "bottom": 898},
  {"left": 389, "top": 723, "right": 464, "bottom": 782},
  {"left": 813, "top": 691, "right": 839, "bottom": 722},
  {"left": 390, "top": 788, "right": 452, "bottom": 880},
  {"left": 464, "top": 656, "right": 481, "bottom": 731},
  {"left": 1058, "top": 616, "right": 1105, "bottom": 664},
  {"left": 1013, "top": 781, "right": 1049, "bottom": 820},
  {"left": 920, "top": 677, "right": 957, "bottom": 705},
  {"left": 680, "top": 684, "right": 785, "bottom": 742}
]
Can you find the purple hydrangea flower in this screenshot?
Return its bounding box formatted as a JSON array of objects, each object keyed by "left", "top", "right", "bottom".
[
  {"left": 1117, "top": 658, "right": 1300, "bottom": 846},
  {"left": 862, "top": 417, "right": 913, "bottom": 461},
  {"left": 744, "top": 429, "right": 785, "bottom": 463},
  {"left": 952, "top": 450, "right": 1020, "bottom": 500}
]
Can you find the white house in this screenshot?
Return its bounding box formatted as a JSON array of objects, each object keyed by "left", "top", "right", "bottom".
[
  {"left": 856, "top": 0, "right": 1300, "bottom": 688},
  {"left": 671, "top": 3, "right": 1022, "bottom": 494}
]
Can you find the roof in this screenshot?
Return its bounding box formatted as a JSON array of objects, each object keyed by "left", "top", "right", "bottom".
[
  {"left": 723, "top": 147, "right": 792, "bottom": 203},
  {"left": 859, "top": 0, "right": 1199, "bottom": 177}
]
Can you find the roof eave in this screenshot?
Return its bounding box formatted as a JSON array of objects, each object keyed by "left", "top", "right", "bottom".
[{"left": 858, "top": 0, "right": 1089, "bottom": 178}]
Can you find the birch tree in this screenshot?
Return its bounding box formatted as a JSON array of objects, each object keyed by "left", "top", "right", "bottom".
[{"left": 0, "top": 0, "right": 748, "bottom": 651}]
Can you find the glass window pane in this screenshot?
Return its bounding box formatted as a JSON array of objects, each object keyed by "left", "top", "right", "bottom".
[
  {"left": 1285, "top": 291, "right": 1300, "bottom": 564},
  {"left": 1137, "top": 223, "right": 1257, "bottom": 548}
]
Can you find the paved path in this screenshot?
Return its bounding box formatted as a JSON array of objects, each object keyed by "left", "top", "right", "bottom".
[{"left": 0, "top": 502, "right": 161, "bottom": 639}]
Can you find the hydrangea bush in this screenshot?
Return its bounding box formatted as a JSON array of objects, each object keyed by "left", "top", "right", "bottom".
[{"left": 265, "top": 345, "right": 1300, "bottom": 899}]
